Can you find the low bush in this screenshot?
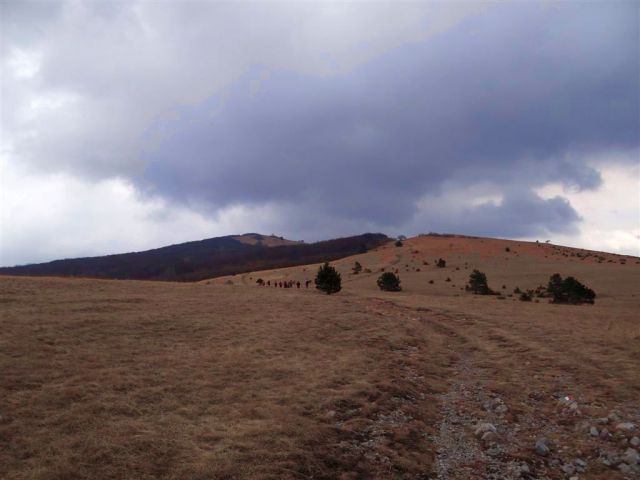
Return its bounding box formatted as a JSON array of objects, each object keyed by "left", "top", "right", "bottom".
[
  {"left": 547, "top": 274, "right": 595, "bottom": 304},
  {"left": 377, "top": 272, "right": 401, "bottom": 291},
  {"left": 519, "top": 292, "right": 532, "bottom": 302}
]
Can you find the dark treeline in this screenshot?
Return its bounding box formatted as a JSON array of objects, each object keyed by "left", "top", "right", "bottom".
[{"left": 0, "top": 233, "right": 389, "bottom": 282}]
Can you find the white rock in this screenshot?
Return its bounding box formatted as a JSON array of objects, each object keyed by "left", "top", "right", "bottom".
[
  {"left": 623, "top": 448, "right": 640, "bottom": 465},
  {"left": 617, "top": 422, "right": 637, "bottom": 432},
  {"left": 535, "top": 438, "right": 551, "bottom": 456},
  {"left": 590, "top": 426, "right": 599, "bottom": 437},
  {"left": 630, "top": 436, "right": 640, "bottom": 447},
  {"left": 609, "top": 410, "right": 623, "bottom": 422},
  {"left": 618, "top": 462, "right": 631, "bottom": 474},
  {"left": 474, "top": 422, "right": 497, "bottom": 437},
  {"left": 481, "top": 431, "right": 498, "bottom": 443}
]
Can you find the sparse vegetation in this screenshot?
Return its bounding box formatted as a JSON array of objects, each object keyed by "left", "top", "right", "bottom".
[
  {"left": 256, "top": 278, "right": 264, "bottom": 286},
  {"left": 519, "top": 291, "right": 532, "bottom": 302},
  {"left": 352, "top": 261, "right": 363, "bottom": 274},
  {"left": 315, "top": 262, "right": 342, "bottom": 294},
  {"left": 1, "top": 233, "right": 638, "bottom": 480},
  {"left": 377, "top": 272, "right": 402, "bottom": 291},
  {"left": 436, "top": 258, "right": 446, "bottom": 268},
  {"left": 395, "top": 240, "right": 403, "bottom": 247},
  {"left": 547, "top": 273, "right": 596, "bottom": 304}
]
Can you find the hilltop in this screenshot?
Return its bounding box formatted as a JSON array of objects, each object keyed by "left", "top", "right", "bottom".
[{"left": 206, "top": 233, "right": 637, "bottom": 296}]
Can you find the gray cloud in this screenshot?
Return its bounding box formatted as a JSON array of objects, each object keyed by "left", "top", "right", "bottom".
[
  {"left": 1, "top": 1, "right": 638, "bottom": 264},
  {"left": 141, "top": 2, "right": 638, "bottom": 236},
  {"left": 411, "top": 190, "right": 581, "bottom": 239}
]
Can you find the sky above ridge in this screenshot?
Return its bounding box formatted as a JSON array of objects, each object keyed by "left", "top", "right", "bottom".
[{"left": 1, "top": 1, "right": 639, "bottom": 266}]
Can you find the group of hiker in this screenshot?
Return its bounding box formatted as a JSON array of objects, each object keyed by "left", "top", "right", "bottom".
[{"left": 262, "top": 279, "right": 312, "bottom": 289}]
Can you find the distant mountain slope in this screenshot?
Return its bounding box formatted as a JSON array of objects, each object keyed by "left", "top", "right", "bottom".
[{"left": 0, "top": 233, "right": 390, "bottom": 281}]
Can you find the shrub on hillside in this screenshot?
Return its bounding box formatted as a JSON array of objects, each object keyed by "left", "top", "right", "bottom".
[
  {"left": 467, "top": 269, "right": 493, "bottom": 295},
  {"left": 315, "top": 262, "right": 342, "bottom": 295},
  {"left": 395, "top": 240, "right": 403, "bottom": 247},
  {"left": 547, "top": 274, "right": 595, "bottom": 304},
  {"left": 352, "top": 261, "right": 363, "bottom": 274},
  {"left": 436, "top": 258, "right": 446, "bottom": 268},
  {"left": 377, "top": 272, "right": 402, "bottom": 292},
  {"left": 256, "top": 278, "right": 264, "bottom": 286},
  {"left": 519, "top": 291, "right": 532, "bottom": 302}
]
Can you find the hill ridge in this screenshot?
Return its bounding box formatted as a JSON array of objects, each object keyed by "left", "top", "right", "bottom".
[{"left": 0, "top": 232, "right": 390, "bottom": 282}]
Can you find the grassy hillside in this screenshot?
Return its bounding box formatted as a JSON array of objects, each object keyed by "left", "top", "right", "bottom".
[{"left": 1, "top": 234, "right": 638, "bottom": 479}]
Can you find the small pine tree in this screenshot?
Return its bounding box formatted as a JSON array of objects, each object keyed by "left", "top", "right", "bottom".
[
  {"left": 315, "top": 262, "right": 341, "bottom": 295},
  {"left": 377, "top": 272, "right": 401, "bottom": 291},
  {"left": 468, "top": 269, "right": 492, "bottom": 295},
  {"left": 352, "top": 261, "right": 363, "bottom": 274}
]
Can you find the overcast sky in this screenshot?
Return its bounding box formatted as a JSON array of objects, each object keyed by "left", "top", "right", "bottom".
[{"left": 1, "top": 1, "right": 638, "bottom": 266}]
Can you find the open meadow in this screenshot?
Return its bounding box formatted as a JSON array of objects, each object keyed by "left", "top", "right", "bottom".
[{"left": 2, "top": 236, "right": 639, "bottom": 479}]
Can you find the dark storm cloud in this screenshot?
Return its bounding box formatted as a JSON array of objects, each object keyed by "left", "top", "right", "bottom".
[
  {"left": 414, "top": 191, "right": 581, "bottom": 239},
  {"left": 142, "top": 2, "right": 639, "bottom": 235}
]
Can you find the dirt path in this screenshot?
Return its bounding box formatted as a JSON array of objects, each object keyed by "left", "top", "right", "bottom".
[{"left": 357, "top": 296, "right": 640, "bottom": 479}]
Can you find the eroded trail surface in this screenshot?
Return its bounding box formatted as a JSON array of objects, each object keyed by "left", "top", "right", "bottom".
[{"left": 360, "top": 297, "right": 640, "bottom": 480}]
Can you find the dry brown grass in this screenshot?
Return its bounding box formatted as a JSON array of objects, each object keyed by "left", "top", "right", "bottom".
[
  {"left": 1, "top": 276, "right": 449, "bottom": 479},
  {"left": 2, "top": 236, "right": 639, "bottom": 479}
]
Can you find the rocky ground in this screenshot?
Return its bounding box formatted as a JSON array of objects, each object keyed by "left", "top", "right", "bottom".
[
  {"left": 432, "top": 355, "right": 639, "bottom": 479},
  {"left": 330, "top": 297, "right": 640, "bottom": 479}
]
